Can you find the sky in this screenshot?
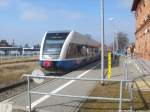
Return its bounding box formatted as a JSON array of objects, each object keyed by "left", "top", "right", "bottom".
[{"left": 0, "top": 0, "right": 135, "bottom": 46}]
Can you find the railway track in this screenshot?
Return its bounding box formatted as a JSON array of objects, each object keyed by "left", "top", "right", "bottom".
[
  {"left": 0, "top": 80, "right": 28, "bottom": 102},
  {"left": 0, "top": 78, "right": 54, "bottom": 102},
  {"left": 0, "top": 58, "right": 38, "bottom": 65},
  {"left": 0, "top": 58, "right": 46, "bottom": 102},
  {"left": 0, "top": 61, "right": 99, "bottom": 102},
  {"left": 0, "top": 72, "right": 65, "bottom": 102}
]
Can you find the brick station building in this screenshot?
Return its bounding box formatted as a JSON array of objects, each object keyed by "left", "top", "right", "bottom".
[{"left": 132, "top": 0, "right": 150, "bottom": 60}]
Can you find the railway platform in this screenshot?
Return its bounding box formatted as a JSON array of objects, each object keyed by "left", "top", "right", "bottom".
[{"left": 2, "top": 56, "right": 150, "bottom": 112}]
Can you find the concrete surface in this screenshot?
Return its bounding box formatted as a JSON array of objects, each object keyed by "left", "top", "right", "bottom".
[{"left": 2, "top": 57, "right": 150, "bottom": 112}]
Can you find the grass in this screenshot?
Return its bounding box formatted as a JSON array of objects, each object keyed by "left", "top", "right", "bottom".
[
  {"left": 79, "top": 82, "right": 150, "bottom": 112},
  {"left": 0, "top": 61, "right": 39, "bottom": 84}
]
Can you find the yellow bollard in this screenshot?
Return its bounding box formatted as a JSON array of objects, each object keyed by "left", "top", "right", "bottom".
[{"left": 108, "top": 48, "right": 112, "bottom": 80}]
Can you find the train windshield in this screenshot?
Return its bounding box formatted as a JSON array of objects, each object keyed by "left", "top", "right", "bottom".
[{"left": 43, "top": 32, "right": 69, "bottom": 59}]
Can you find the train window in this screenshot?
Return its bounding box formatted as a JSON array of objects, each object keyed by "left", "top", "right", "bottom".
[
  {"left": 77, "top": 45, "right": 82, "bottom": 55},
  {"left": 81, "top": 46, "right": 87, "bottom": 56},
  {"left": 66, "top": 43, "right": 80, "bottom": 58},
  {"left": 42, "top": 32, "right": 69, "bottom": 59},
  {"left": 66, "top": 43, "right": 98, "bottom": 59},
  {"left": 66, "top": 43, "right": 77, "bottom": 58}
]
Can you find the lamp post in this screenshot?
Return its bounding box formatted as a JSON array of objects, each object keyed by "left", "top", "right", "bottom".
[
  {"left": 100, "top": 0, "right": 104, "bottom": 84},
  {"left": 109, "top": 18, "right": 118, "bottom": 58}
]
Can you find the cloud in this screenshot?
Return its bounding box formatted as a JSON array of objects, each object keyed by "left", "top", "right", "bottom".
[
  {"left": 0, "top": 0, "right": 85, "bottom": 22},
  {"left": 53, "top": 9, "right": 85, "bottom": 20},
  {"left": 118, "top": 0, "right": 133, "bottom": 9},
  {"left": 14, "top": 1, "right": 48, "bottom": 21},
  {"left": 21, "top": 7, "right": 48, "bottom": 21},
  {"left": 18, "top": 2, "right": 85, "bottom": 22},
  {"left": 0, "top": 0, "right": 10, "bottom": 8}
]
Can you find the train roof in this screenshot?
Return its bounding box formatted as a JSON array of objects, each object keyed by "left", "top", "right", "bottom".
[
  {"left": 47, "top": 30, "right": 71, "bottom": 34},
  {"left": 68, "top": 31, "right": 100, "bottom": 47},
  {"left": 46, "top": 30, "right": 100, "bottom": 47}
]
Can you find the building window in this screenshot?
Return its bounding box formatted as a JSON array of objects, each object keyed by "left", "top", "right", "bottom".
[
  {"left": 140, "top": 0, "right": 145, "bottom": 7},
  {"left": 139, "top": 7, "right": 142, "bottom": 13},
  {"left": 135, "top": 12, "right": 138, "bottom": 17},
  {"left": 148, "top": 14, "right": 150, "bottom": 19},
  {"left": 145, "top": 42, "right": 147, "bottom": 52},
  {"left": 142, "top": 0, "right": 145, "bottom": 7}
]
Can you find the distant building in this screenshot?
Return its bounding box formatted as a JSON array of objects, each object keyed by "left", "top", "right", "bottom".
[
  {"left": 0, "top": 40, "right": 10, "bottom": 47},
  {"left": 132, "top": 0, "right": 150, "bottom": 60}
]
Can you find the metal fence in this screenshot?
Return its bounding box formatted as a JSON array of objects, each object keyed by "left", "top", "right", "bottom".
[
  {"left": 0, "top": 53, "right": 39, "bottom": 64},
  {"left": 0, "top": 47, "right": 40, "bottom": 64},
  {"left": 24, "top": 75, "right": 134, "bottom": 112}
]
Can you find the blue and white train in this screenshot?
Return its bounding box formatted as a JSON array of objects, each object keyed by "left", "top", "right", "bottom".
[{"left": 39, "top": 30, "right": 100, "bottom": 72}]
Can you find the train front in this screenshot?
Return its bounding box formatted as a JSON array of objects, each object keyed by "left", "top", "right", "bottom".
[{"left": 39, "top": 31, "right": 69, "bottom": 71}]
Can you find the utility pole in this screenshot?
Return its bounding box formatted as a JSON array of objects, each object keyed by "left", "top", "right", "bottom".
[
  {"left": 113, "top": 32, "right": 115, "bottom": 59},
  {"left": 101, "top": 0, "right": 104, "bottom": 84},
  {"left": 109, "top": 17, "right": 116, "bottom": 59},
  {"left": 115, "top": 32, "right": 118, "bottom": 52}
]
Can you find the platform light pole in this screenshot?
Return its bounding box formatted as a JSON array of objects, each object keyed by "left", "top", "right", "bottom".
[
  {"left": 100, "top": 0, "right": 104, "bottom": 84},
  {"left": 109, "top": 17, "right": 115, "bottom": 59},
  {"left": 109, "top": 18, "right": 119, "bottom": 58},
  {"left": 115, "top": 33, "right": 118, "bottom": 52}
]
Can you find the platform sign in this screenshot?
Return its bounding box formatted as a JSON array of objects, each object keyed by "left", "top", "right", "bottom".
[
  {"left": 108, "top": 48, "right": 112, "bottom": 79},
  {"left": 32, "top": 69, "right": 44, "bottom": 84},
  {"left": 0, "top": 103, "right": 12, "bottom": 112}
]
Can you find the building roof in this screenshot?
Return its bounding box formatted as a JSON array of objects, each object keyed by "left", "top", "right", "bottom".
[{"left": 131, "top": 0, "right": 140, "bottom": 11}]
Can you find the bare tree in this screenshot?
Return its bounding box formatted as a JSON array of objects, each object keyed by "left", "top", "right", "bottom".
[
  {"left": 0, "top": 40, "right": 10, "bottom": 47},
  {"left": 117, "top": 32, "right": 129, "bottom": 49},
  {"left": 24, "top": 43, "right": 30, "bottom": 48},
  {"left": 33, "top": 44, "right": 40, "bottom": 48}
]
